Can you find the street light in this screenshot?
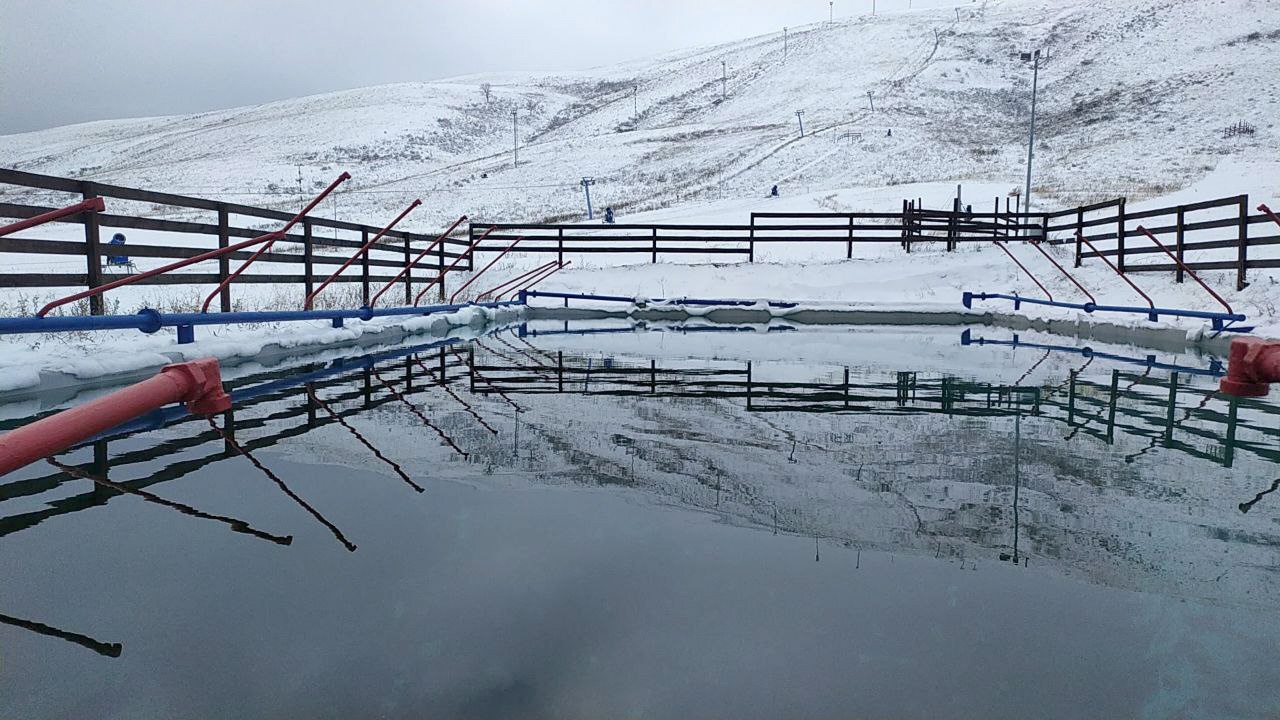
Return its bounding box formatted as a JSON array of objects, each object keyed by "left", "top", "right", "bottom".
[
  {"left": 1020, "top": 49, "right": 1041, "bottom": 236},
  {"left": 795, "top": 109, "right": 806, "bottom": 137}
]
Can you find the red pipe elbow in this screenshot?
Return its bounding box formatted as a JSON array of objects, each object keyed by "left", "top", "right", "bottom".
[
  {"left": 0, "top": 358, "right": 231, "bottom": 476},
  {"left": 1220, "top": 338, "right": 1280, "bottom": 398}
]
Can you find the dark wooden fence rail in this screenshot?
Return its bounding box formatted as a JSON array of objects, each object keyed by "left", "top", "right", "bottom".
[
  {"left": 0, "top": 168, "right": 471, "bottom": 313},
  {"left": 1045, "top": 194, "right": 1279, "bottom": 291},
  {"left": 5, "top": 166, "right": 1277, "bottom": 310}
]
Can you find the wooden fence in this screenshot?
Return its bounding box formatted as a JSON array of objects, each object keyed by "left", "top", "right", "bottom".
[
  {"left": 0, "top": 168, "right": 472, "bottom": 314},
  {"left": 5, "top": 167, "right": 1278, "bottom": 313},
  {"left": 1044, "top": 194, "right": 1280, "bottom": 291}
]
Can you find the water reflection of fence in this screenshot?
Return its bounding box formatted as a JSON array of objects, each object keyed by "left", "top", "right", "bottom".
[
  {"left": 8, "top": 346, "right": 1275, "bottom": 544},
  {"left": 470, "top": 352, "right": 1280, "bottom": 469},
  {"left": 0, "top": 345, "right": 473, "bottom": 540}
]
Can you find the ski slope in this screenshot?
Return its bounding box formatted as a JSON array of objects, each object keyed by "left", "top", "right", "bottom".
[{"left": 1, "top": 0, "right": 1276, "bottom": 231}]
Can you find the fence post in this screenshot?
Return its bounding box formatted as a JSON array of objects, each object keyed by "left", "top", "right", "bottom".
[
  {"left": 948, "top": 197, "right": 959, "bottom": 251},
  {"left": 1116, "top": 198, "right": 1127, "bottom": 274},
  {"left": 303, "top": 220, "right": 314, "bottom": 303},
  {"left": 1074, "top": 206, "right": 1083, "bottom": 267},
  {"left": 651, "top": 227, "right": 658, "bottom": 263},
  {"left": 360, "top": 229, "right": 370, "bottom": 306},
  {"left": 901, "top": 200, "right": 909, "bottom": 254},
  {"left": 558, "top": 228, "right": 564, "bottom": 267},
  {"left": 1174, "top": 205, "right": 1185, "bottom": 284},
  {"left": 439, "top": 229, "right": 448, "bottom": 301},
  {"left": 80, "top": 181, "right": 104, "bottom": 315},
  {"left": 404, "top": 234, "right": 413, "bottom": 305},
  {"left": 217, "top": 203, "right": 232, "bottom": 312},
  {"left": 847, "top": 215, "right": 854, "bottom": 259},
  {"left": 748, "top": 214, "right": 756, "bottom": 262},
  {"left": 1237, "top": 194, "right": 1250, "bottom": 291}
]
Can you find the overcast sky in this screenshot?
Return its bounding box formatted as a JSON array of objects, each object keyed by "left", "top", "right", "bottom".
[{"left": 1, "top": 0, "right": 960, "bottom": 135}]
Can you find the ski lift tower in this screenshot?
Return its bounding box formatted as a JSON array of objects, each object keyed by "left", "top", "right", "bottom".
[{"left": 581, "top": 177, "right": 597, "bottom": 220}]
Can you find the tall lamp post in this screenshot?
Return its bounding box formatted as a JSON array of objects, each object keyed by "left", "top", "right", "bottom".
[
  {"left": 795, "top": 109, "right": 806, "bottom": 137},
  {"left": 1020, "top": 49, "right": 1041, "bottom": 236}
]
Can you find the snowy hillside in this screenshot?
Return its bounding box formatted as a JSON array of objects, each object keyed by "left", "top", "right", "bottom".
[{"left": 1, "top": 0, "right": 1277, "bottom": 231}]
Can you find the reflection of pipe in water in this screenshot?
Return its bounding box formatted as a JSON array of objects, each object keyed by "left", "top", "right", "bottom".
[
  {"left": 207, "top": 418, "right": 357, "bottom": 552},
  {"left": 46, "top": 458, "right": 292, "bottom": 546},
  {"left": 1239, "top": 477, "right": 1280, "bottom": 514},
  {"left": 371, "top": 371, "right": 469, "bottom": 461},
  {"left": 0, "top": 611, "right": 122, "bottom": 658},
  {"left": 307, "top": 388, "right": 422, "bottom": 493}
]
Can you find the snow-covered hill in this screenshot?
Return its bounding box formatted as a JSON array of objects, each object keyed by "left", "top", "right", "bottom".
[{"left": 2, "top": 0, "right": 1277, "bottom": 231}]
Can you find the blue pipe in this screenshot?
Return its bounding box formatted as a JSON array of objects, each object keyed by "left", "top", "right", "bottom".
[
  {"left": 0, "top": 300, "right": 524, "bottom": 344},
  {"left": 962, "top": 292, "right": 1249, "bottom": 332},
  {"left": 960, "top": 329, "right": 1225, "bottom": 377}
]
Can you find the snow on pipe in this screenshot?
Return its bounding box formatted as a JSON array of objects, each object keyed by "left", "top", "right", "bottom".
[
  {"left": 1134, "top": 225, "right": 1234, "bottom": 315},
  {"left": 410, "top": 227, "right": 492, "bottom": 307},
  {"left": 370, "top": 216, "right": 470, "bottom": 308},
  {"left": 37, "top": 172, "right": 351, "bottom": 318},
  {"left": 1220, "top": 337, "right": 1280, "bottom": 397},
  {"left": 509, "top": 261, "right": 571, "bottom": 300},
  {"left": 0, "top": 358, "right": 231, "bottom": 477},
  {"left": 302, "top": 198, "right": 423, "bottom": 310},
  {"left": 0, "top": 197, "right": 105, "bottom": 238},
  {"left": 202, "top": 172, "right": 354, "bottom": 313},
  {"left": 0, "top": 300, "right": 523, "bottom": 340},
  {"left": 449, "top": 235, "right": 526, "bottom": 303},
  {"left": 477, "top": 260, "right": 559, "bottom": 302}
]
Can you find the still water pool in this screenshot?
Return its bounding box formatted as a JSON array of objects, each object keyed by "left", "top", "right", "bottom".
[{"left": 2, "top": 321, "right": 1278, "bottom": 719}]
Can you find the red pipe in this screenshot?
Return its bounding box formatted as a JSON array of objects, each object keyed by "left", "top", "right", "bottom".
[
  {"left": 511, "top": 260, "right": 571, "bottom": 300},
  {"left": 202, "top": 173, "right": 353, "bottom": 313},
  {"left": 0, "top": 198, "right": 106, "bottom": 238},
  {"left": 993, "top": 240, "right": 1053, "bottom": 302},
  {"left": 477, "top": 261, "right": 558, "bottom": 301},
  {"left": 38, "top": 172, "right": 350, "bottom": 318},
  {"left": 1077, "top": 231, "right": 1155, "bottom": 309},
  {"left": 410, "top": 227, "right": 493, "bottom": 306},
  {"left": 449, "top": 236, "right": 525, "bottom": 303},
  {"left": 1260, "top": 203, "right": 1280, "bottom": 229},
  {"left": 1220, "top": 337, "right": 1280, "bottom": 398},
  {"left": 1135, "top": 226, "right": 1234, "bottom": 314},
  {"left": 1028, "top": 240, "right": 1096, "bottom": 304},
  {"left": 0, "top": 359, "right": 231, "bottom": 476},
  {"left": 302, "top": 199, "right": 423, "bottom": 310},
  {"left": 369, "top": 216, "right": 469, "bottom": 308}
]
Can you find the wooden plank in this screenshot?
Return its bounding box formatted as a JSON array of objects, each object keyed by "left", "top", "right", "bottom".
[{"left": 80, "top": 182, "right": 103, "bottom": 315}]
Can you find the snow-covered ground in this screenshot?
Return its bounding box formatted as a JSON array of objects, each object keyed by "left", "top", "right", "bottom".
[{"left": 1, "top": 0, "right": 1278, "bottom": 377}]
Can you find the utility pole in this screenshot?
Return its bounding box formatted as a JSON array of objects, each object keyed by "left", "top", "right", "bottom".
[
  {"left": 720, "top": 61, "right": 727, "bottom": 100},
  {"left": 829, "top": 1, "right": 833, "bottom": 22},
  {"left": 1021, "top": 49, "right": 1041, "bottom": 235},
  {"left": 512, "top": 109, "right": 519, "bottom": 168},
  {"left": 795, "top": 109, "right": 806, "bottom": 137},
  {"left": 783, "top": 27, "right": 788, "bottom": 60},
  {"left": 633, "top": 85, "right": 638, "bottom": 120},
  {"left": 867, "top": 90, "right": 875, "bottom": 111},
  {"left": 581, "top": 177, "right": 596, "bottom": 220},
  {"left": 873, "top": 0, "right": 877, "bottom": 15}
]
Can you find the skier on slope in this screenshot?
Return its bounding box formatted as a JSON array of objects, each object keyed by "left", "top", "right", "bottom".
[
  {"left": 604, "top": 207, "right": 615, "bottom": 224},
  {"left": 770, "top": 184, "right": 779, "bottom": 197}
]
